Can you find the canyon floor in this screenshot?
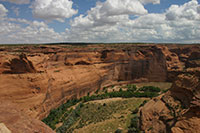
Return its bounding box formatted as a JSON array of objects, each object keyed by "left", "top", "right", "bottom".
[{"left": 0, "top": 43, "right": 199, "bottom": 133}]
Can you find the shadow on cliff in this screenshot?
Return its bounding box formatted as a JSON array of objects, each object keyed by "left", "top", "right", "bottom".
[{"left": 2, "top": 53, "right": 37, "bottom": 74}]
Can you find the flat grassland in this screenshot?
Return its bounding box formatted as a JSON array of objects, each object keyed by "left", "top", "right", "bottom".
[{"left": 73, "top": 97, "right": 146, "bottom": 133}]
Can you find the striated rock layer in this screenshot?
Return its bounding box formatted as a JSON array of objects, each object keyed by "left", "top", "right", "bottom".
[
  {"left": 139, "top": 72, "right": 200, "bottom": 133},
  {"left": 0, "top": 44, "right": 199, "bottom": 132},
  {"left": 0, "top": 101, "right": 54, "bottom": 133}
]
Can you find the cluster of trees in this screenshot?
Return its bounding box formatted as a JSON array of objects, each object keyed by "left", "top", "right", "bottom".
[
  {"left": 128, "top": 116, "right": 140, "bottom": 133},
  {"left": 126, "top": 84, "right": 137, "bottom": 92},
  {"left": 42, "top": 84, "right": 161, "bottom": 131},
  {"left": 82, "top": 85, "right": 160, "bottom": 102},
  {"left": 56, "top": 103, "right": 83, "bottom": 133},
  {"left": 138, "top": 86, "right": 161, "bottom": 92},
  {"left": 42, "top": 99, "right": 81, "bottom": 129}
]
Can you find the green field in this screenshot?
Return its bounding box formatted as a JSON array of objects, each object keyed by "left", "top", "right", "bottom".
[
  {"left": 66, "top": 98, "right": 146, "bottom": 133},
  {"left": 42, "top": 82, "right": 172, "bottom": 133}
]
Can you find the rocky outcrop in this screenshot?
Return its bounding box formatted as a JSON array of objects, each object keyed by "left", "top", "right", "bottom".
[
  {"left": 0, "top": 123, "right": 11, "bottom": 133},
  {"left": 0, "top": 44, "right": 199, "bottom": 132},
  {"left": 139, "top": 73, "right": 200, "bottom": 133},
  {"left": 115, "top": 46, "right": 167, "bottom": 82},
  {"left": 185, "top": 52, "right": 200, "bottom": 68},
  {"left": 1, "top": 53, "right": 36, "bottom": 74},
  {"left": 0, "top": 101, "right": 54, "bottom": 133}
]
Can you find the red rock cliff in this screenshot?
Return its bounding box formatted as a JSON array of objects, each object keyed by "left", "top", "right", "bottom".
[
  {"left": 0, "top": 44, "right": 199, "bottom": 132},
  {"left": 139, "top": 71, "right": 200, "bottom": 133}
]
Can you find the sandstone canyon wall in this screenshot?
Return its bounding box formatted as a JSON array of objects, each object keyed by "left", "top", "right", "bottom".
[
  {"left": 139, "top": 72, "right": 200, "bottom": 133},
  {"left": 0, "top": 44, "right": 199, "bottom": 132}
]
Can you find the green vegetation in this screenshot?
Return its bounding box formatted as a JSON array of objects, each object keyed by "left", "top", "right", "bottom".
[
  {"left": 73, "top": 98, "right": 144, "bottom": 133},
  {"left": 128, "top": 116, "right": 140, "bottom": 133},
  {"left": 42, "top": 83, "right": 169, "bottom": 132},
  {"left": 56, "top": 103, "right": 83, "bottom": 133},
  {"left": 138, "top": 86, "right": 161, "bottom": 92},
  {"left": 43, "top": 97, "right": 145, "bottom": 133},
  {"left": 42, "top": 99, "right": 81, "bottom": 130},
  {"left": 134, "top": 82, "right": 172, "bottom": 92},
  {"left": 95, "top": 89, "right": 100, "bottom": 94},
  {"left": 81, "top": 85, "right": 160, "bottom": 103},
  {"left": 139, "top": 100, "right": 148, "bottom": 107},
  {"left": 81, "top": 91, "right": 158, "bottom": 102},
  {"left": 115, "top": 129, "right": 123, "bottom": 133},
  {"left": 126, "top": 84, "right": 137, "bottom": 92},
  {"left": 54, "top": 70, "right": 60, "bottom": 72},
  {"left": 162, "top": 88, "right": 169, "bottom": 93}
]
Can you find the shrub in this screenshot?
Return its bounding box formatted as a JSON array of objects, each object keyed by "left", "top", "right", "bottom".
[
  {"left": 127, "top": 84, "right": 137, "bottom": 92},
  {"left": 56, "top": 103, "right": 83, "bottom": 133},
  {"left": 42, "top": 99, "right": 80, "bottom": 130},
  {"left": 115, "top": 129, "right": 123, "bottom": 133},
  {"left": 162, "top": 89, "right": 169, "bottom": 93},
  {"left": 105, "top": 90, "right": 108, "bottom": 93},
  {"left": 133, "top": 92, "right": 159, "bottom": 98},
  {"left": 95, "top": 89, "right": 100, "bottom": 94},
  {"left": 132, "top": 108, "right": 139, "bottom": 114},
  {"left": 128, "top": 127, "right": 140, "bottom": 133},
  {"left": 35, "top": 87, "right": 41, "bottom": 90},
  {"left": 130, "top": 116, "right": 139, "bottom": 128},
  {"left": 54, "top": 70, "right": 60, "bottom": 72},
  {"left": 139, "top": 100, "right": 148, "bottom": 107},
  {"left": 128, "top": 116, "right": 140, "bottom": 132},
  {"left": 79, "top": 103, "right": 84, "bottom": 108},
  {"left": 139, "top": 86, "right": 161, "bottom": 92}
]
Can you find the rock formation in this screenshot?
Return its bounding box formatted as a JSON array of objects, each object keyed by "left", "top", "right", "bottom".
[
  {"left": 0, "top": 44, "right": 199, "bottom": 132},
  {"left": 0, "top": 44, "right": 172, "bottom": 119},
  {"left": 0, "top": 123, "right": 11, "bottom": 133},
  {"left": 0, "top": 101, "right": 54, "bottom": 133},
  {"left": 1, "top": 53, "right": 36, "bottom": 74},
  {"left": 139, "top": 72, "right": 200, "bottom": 133}
]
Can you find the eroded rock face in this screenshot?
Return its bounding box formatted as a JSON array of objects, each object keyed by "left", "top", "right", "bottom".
[
  {"left": 0, "top": 45, "right": 172, "bottom": 119},
  {"left": 139, "top": 73, "right": 200, "bottom": 133},
  {"left": 185, "top": 52, "right": 200, "bottom": 68},
  {"left": 0, "top": 44, "right": 199, "bottom": 132},
  {"left": 0, "top": 101, "right": 54, "bottom": 133},
  {"left": 0, "top": 123, "right": 11, "bottom": 133},
  {"left": 1, "top": 53, "right": 36, "bottom": 74},
  {"left": 115, "top": 46, "right": 167, "bottom": 81}
]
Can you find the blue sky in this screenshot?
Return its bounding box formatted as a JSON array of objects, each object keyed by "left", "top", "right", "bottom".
[{"left": 0, "top": 0, "right": 200, "bottom": 44}]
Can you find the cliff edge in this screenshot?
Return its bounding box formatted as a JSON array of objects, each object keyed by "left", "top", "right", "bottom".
[{"left": 139, "top": 72, "right": 200, "bottom": 133}]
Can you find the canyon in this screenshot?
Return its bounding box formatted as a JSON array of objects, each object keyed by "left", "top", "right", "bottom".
[{"left": 0, "top": 44, "right": 199, "bottom": 132}]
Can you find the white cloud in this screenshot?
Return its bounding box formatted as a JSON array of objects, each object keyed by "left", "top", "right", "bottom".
[
  {"left": 68, "top": 0, "right": 200, "bottom": 43},
  {"left": 32, "top": 0, "right": 78, "bottom": 22},
  {"left": 69, "top": 0, "right": 159, "bottom": 42},
  {"left": 0, "top": 4, "right": 8, "bottom": 18},
  {"left": 198, "top": 5, "right": 200, "bottom": 13},
  {"left": 100, "top": 0, "right": 148, "bottom": 16},
  {"left": 7, "top": 18, "right": 30, "bottom": 24},
  {"left": 0, "top": 16, "right": 66, "bottom": 44},
  {"left": 139, "top": 0, "right": 160, "bottom": 4},
  {"left": 0, "top": 0, "right": 200, "bottom": 44},
  {"left": 0, "top": 0, "right": 30, "bottom": 4},
  {"left": 166, "top": 0, "right": 200, "bottom": 20},
  {"left": 71, "top": 0, "right": 148, "bottom": 31}
]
